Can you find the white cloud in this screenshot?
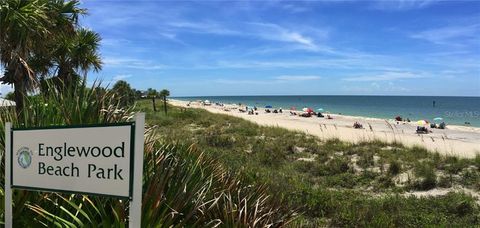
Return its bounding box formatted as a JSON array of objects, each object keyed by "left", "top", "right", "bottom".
[
  {"left": 101, "top": 38, "right": 131, "bottom": 47},
  {"left": 275, "top": 75, "right": 321, "bottom": 81},
  {"left": 281, "top": 4, "right": 310, "bottom": 13},
  {"left": 214, "top": 79, "right": 272, "bottom": 85},
  {"left": 163, "top": 20, "right": 324, "bottom": 49},
  {"left": 214, "top": 75, "right": 321, "bottom": 85},
  {"left": 166, "top": 21, "right": 240, "bottom": 36},
  {"left": 247, "top": 22, "right": 320, "bottom": 48},
  {"left": 410, "top": 24, "right": 480, "bottom": 45},
  {"left": 342, "top": 81, "right": 410, "bottom": 94},
  {"left": 112, "top": 74, "right": 132, "bottom": 81},
  {"left": 370, "top": 0, "right": 438, "bottom": 11},
  {"left": 104, "top": 57, "right": 166, "bottom": 70},
  {"left": 343, "top": 72, "right": 425, "bottom": 82}
]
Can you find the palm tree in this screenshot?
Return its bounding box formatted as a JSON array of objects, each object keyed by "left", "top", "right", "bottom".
[
  {"left": 52, "top": 28, "right": 102, "bottom": 89},
  {"left": 159, "top": 89, "right": 170, "bottom": 115},
  {"left": 111, "top": 80, "right": 135, "bottom": 107},
  {"left": 147, "top": 88, "right": 158, "bottom": 111},
  {"left": 0, "top": 0, "right": 84, "bottom": 114},
  {"left": 0, "top": 0, "right": 49, "bottom": 114}
]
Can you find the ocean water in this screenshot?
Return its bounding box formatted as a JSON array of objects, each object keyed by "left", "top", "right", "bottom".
[{"left": 174, "top": 96, "right": 480, "bottom": 127}]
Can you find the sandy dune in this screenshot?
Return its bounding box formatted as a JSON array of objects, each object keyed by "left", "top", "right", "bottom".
[{"left": 171, "top": 100, "right": 480, "bottom": 158}]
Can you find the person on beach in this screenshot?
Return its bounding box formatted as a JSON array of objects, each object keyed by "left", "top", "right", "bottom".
[{"left": 353, "top": 122, "right": 363, "bottom": 129}]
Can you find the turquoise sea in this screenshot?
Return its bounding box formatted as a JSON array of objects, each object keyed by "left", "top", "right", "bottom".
[{"left": 174, "top": 96, "right": 480, "bottom": 127}]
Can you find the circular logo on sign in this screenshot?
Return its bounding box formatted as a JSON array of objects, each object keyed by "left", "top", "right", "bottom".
[{"left": 17, "top": 147, "right": 32, "bottom": 169}]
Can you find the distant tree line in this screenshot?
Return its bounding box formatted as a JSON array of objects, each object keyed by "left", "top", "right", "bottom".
[{"left": 110, "top": 80, "right": 170, "bottom": 114}]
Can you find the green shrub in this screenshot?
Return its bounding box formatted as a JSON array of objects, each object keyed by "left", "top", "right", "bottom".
[
  {"left": 204, "top": 127, "right": 235, "bottom": 148},
  {"left": 437, "top": 175, "right": 453, "bottom": 188},
  {"left": 134, "top": 100, "right": 480, "bottom": 226},
  {"left": 443, "top": 156, "right": 468, "bottom": 175},
  {"left": 326, "top": 157, "right": 350, "bottom": 175},
  {"left": 388, "top": 160, "right": 402, "bottom": 176},
  {"left": 412, "top": 163, "right": 437, "bottom": 190},
  {"left": 358, "top": 152, "right": 375, "bottom": 168},
  {"left": 474, "top": 154, "right": 480, "bottom": 171},
  {"left": 461, "top": 170, "right": 480, "bottom": 189}
]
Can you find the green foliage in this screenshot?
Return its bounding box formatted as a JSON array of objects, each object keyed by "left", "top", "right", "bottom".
[
  {"left": 146, "top": 88, "right": 158, "bottom": 112},
  {"left": 135, "top": 101, "right": 480, "bottom": 226},
  {"left": 133, "top": 89, "right": 144, "bottom": 100},
  {"left": 0, "top": 84, "right": 296, "bottom": 226},
  {"left": 0, "top": 0, "right": 90, "bottom": 113},
  {"left": 159, "top": 89, "right": 170, "bottom": 115},
  {"left": 0, "top": 82, "right": 133, "bottom": 226},
  {"left": 111, "top": 80, "right": 135, "bottom": 107},
  {"left": 412, "top": 163, "right": 437, "bottom": 190},
  {"left": 388, "top": 160, "right": 402, "bottom": 176},
  {"left": 204, "top": 127, "right": 235, "bottom": 148},
  {"left": 4, "top": 92, "right": 14, "bottom": 101}
]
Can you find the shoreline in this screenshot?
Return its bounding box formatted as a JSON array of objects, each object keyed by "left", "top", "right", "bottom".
[
  {"left": 173, "top": 98, "right": 480, "bottom": 130},
  {"left": 170, "top": 99, "right": 480, "bottom": 158}
]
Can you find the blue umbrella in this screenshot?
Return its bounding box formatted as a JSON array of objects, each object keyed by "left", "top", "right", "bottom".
[
  {"left": 433, "top": 117, "right": 443, "bottom": 122},
  {"left": 317, "top": 108, "right": 324, "bottom": 112},
  {"left": 265, "top": 105, "right": 272, "bottom": 109}
]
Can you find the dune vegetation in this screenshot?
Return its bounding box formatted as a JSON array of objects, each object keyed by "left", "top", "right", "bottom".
[
  {"left": 0, "top": 83, "right": 296, "bottom": 227},
  {"left": 0, "top": 0, "right": 479, "bottom": 227},
  {"left": 135, "top": 100, "right": 480, "bottom": 227}
]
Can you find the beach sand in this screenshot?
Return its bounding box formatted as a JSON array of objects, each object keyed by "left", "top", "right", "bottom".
[{"left": 170, "top": 99, "right": 480, "bottom": 158}]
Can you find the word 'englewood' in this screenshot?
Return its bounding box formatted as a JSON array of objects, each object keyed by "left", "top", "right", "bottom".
[{"left": 37, "top": 142, "right": 126, "bottom": 180}]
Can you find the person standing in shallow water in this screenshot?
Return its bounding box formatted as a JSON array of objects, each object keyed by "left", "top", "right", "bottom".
[{"left": 433, "top": 100, "right": 436, "bottom": 107}]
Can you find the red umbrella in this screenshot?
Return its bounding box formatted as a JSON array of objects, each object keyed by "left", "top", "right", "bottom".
[{"left": 303, "top": 107, "right": 314, "bottom": 113}]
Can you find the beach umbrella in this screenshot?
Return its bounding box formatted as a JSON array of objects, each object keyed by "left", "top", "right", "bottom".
[
  {"left": 317, "top": 108, "right": 324, "bottom": 112},
  {"left": 290, "top": 106, "right": 296, "bottom": 110},
  {"left": 417, "top": 120, "right": 428, "bottom": 126},
  {"left": 265, "top": 105, "right": 272, "bottom": 109},
  {"left": 433, "top": 117, "right": 443, "bottom": 122},
  {"left": 303, "top": 107, "right": 313, "bottom": 113}
]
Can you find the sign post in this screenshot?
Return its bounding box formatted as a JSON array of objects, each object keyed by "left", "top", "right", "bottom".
[
  {"left": 4, "top": 113, "right": 144, "bottom": 227},
  {"left": 5, "top": 122, "right": 12, "bottom": 228},
  {"left": 130, "top": 113, "right": 145, "bottom": 227}
]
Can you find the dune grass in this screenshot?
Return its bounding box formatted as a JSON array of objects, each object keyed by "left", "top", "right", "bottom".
[
  {"left": 137, "top": 100, "right": 480, "bottom": 227},
  {"left": 0, "top": 85, "right": 296, "bottom": 227}
]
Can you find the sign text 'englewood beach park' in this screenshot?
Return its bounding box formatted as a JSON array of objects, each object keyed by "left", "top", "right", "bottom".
[
  {"left": 5, "top": 114, "right": 145, "bottom": 228},
  {"left": 36, "top": 141, "right": 127, "bottom": 179},
  {"left": 11, "top": 124, "right": 134, "bottom": 198}
]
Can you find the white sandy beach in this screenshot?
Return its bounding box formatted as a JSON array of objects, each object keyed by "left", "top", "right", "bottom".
[{"left": 171, "top": 99, "right": 480, "bottom": 158}]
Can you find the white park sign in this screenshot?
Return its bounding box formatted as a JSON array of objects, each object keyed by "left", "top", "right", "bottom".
[
  {"left": 4, "top": 113, "right": 145, "bottom": 228},
  {"left": 12, "top": 124, "right": 133, "bottom": 197}
]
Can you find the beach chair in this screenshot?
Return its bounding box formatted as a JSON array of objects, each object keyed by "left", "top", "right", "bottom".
[
  {"left": 416, "top": 126, "right": 429, "bottom": 134},
  {"left": 438, "top": 122, "right": 446, "bottom": 129}
]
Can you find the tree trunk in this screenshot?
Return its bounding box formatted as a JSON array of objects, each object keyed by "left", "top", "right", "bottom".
[
  {"left": 163, "top": 97, "right": 167, "bottom": 115},
  {"left": 13, "top": 80, "right": 26, "bottom": 119},
  {"left": 152, "top": 98, "right": 156, "bottom": 112}
]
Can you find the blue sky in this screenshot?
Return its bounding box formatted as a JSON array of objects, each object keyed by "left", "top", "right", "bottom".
[{"left": 30, "top": 0, "right": 480, "bottom": 96}]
